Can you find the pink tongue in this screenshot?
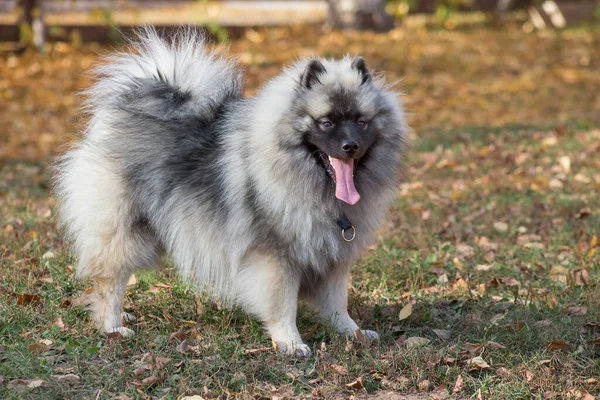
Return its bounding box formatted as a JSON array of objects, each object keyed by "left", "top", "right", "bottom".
[{"left": 330, "top": 157, "right": 360, "bottom": 205}]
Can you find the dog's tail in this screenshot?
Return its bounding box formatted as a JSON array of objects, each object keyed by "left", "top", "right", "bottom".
[{"left": 84, "top": 27, "right": 242, "bottom": 127}]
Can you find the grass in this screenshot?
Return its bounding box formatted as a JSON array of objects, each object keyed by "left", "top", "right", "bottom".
[
  {"left": 1, "top": 20, "right": 600, "bottom": 399},
  {"left": 1, "top": 120, "right": 599, "bottom": 399}
]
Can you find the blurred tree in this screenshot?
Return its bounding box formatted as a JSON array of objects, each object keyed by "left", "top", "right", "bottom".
[
  {"left": 327, "top": 0, "right": 395, "bottom": 31},
  {"left": 19, "top": 0, "right": 44, "bottom": 49}
]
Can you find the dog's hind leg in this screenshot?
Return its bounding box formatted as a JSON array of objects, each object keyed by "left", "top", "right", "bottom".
[
  {"left": 84, "top": 226, "right": 162, "bottom": 336},
  {"left": 234, "top": 254, "right": 311, "bottom": 358},
  {"left": 306, "top": 267, "right": 379, "bottom": 341}
]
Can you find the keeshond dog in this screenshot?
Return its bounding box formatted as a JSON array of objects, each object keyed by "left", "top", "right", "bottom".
[{"left": 55, "top": 28, "right": 407, "bottom": 357}]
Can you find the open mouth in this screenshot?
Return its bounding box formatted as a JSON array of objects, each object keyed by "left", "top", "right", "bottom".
[{"left": 316, "top": 150, "right": 361, "bottom": 205}]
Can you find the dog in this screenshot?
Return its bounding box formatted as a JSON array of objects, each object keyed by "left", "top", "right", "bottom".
[{"left": 55, "top": 28, "right": 407, "bottom": 357}]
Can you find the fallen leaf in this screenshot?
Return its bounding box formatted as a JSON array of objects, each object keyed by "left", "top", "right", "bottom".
[
  {"left": 8, "top": 378, "right": 45, "bottom": 390},
  {"left": 176, "top": 339, "right": 189, "bottom": 354},
  {"left": 28, "top": 341, "right": 52, "bottom": 354},
  {"left": 457, "top": 244, "right": 475, "bottom": 258},
  {"left": 346, "top": 376, "right": 364, "bottom": 391},
  {"left": 475, "top": 264, "right": 493, "bottom": 271},
  {"left": 16, "top": 293, "right": 42, "bottom": 306},
  {"left": 141, "top": 375, "right": 159, "bottom": 387},
  {"left": 496, "top": 367, "right": 510, "bottom": 378},
  {"left": 398, "top": 303, "right": 412, "bottom": 321},
  {"left": 567, "top": 306, "right": 587, "bottom": 316},
  {"left": 466, "top": 356, "right": 490, "bottom": 370},
  {"left": 329, "top": 364, "right": 348, "bottom": 375},
  {"left": 546, "top": 340, "right": 571, "bottom": 351},
  {"left": 405, "top": 337, "right": 430, "bottom": 349},
  {"left": 452, "top": 374, "right": 464, "bottom": 394},
  {"left": 487, "top": 341, "right": 506, "bottom": 349},
  {"left": 51, "top": 316, "right": 65, "bottom": 331},
  {"left": 432, "top": 329, "right": 451, "bottom": 340},
  {"left": 493, "top": 221, "right": 508, "bottom": 232},
  {"left": 51, "top": 374, "right": 81, "bottom": 386},
  {"left": 523, "top": 370, "right": 534, "bottom": 382},
  {"left": 502, "top": 277, "right": 520, "bottom": 287},
  {"left": 417, "top": 379, "right": 432, "bottom": 391}
]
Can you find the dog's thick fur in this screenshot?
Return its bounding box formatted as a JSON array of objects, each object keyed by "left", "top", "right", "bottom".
[{"left": 55, "top": 28, "right": 407, "bottom": 357}]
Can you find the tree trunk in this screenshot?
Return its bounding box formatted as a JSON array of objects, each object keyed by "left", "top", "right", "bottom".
[{"left": 327, "top": 0, "right": 395, "bottom": 31}]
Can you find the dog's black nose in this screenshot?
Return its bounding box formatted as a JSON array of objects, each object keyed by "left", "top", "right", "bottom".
[{"left": 341, "top": 140, "right": 359, "bottom": 154}]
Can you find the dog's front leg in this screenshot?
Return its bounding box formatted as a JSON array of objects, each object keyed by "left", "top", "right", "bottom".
[
  {"left": 235, "top": 255, "right": 311, "bottom": 357},
  {"left": 308, "top": 267, "right": 379, "bottom": 341}
]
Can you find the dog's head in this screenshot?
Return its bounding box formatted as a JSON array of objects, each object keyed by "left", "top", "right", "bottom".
[{"left": 286, "top": 56, "right": 404, "bottom": 205}]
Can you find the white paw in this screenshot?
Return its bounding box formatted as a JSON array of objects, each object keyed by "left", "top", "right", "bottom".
[
  {"left": 360, "top": 329, "right": 380, "bottom": 341},
  {"left": 106, "top": 326, "right": 135, "bottom": 337},
  {"left": 121, "top": 312, "right": 136, "bottom": 323},
  {"left": 274, "top": 341, "right": 313, "bottom": 358}
]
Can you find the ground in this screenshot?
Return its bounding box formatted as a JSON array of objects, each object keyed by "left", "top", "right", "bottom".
[{"left": 1, "top": 21, "right": 599, "bottom": 400}]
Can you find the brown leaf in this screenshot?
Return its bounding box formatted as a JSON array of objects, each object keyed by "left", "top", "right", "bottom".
[
  {"left": 176, "top": 339, "right": 189, "bottom": 354},
  {"left": 546, "top": 340, "right": 571, "bottom": 351},
  {"left": 523, "top": 370, "right": 534, "bottom": 383},
  {"left": 567, "top": 306, "right": 587, "bottom": 316},
  {"left": 590, "top": 337, "right": 600, "bottom": 346},
  {"left": 346, "top": 376, "right": 364, "bottom": 391},
  {"left": 432, "top": 329, "right": 451, "bottom": 340},
  {"left": 503, "top": 321, "right": 526, "bottom": 332},
  {"left": 169, "top": 331, "right": 187, "bottom": 342},
  {"left": 486, "top": 340, "right": 506, "bottom": 350},
  {"left": 51, "top": 374, "right": 81, "bottom": 386},
  {"left": 28, "top": 340, "right": 52, "bottom": 354},
  {"left": 417, "top": 380, "right": 432, "bottom": 391},
  {"left": 466, "top": 356, "right": 490, "bottom": 370},
  {"left": 152, "top": 356, "right": 172, "bottom": 371},
  {"left": 502, "top": 277, "right": 520, "bottom": 287},
  {"left": 330, "top": 364, "right": 348, "bottom": 375},
  {"left": 51, "top": 316, "right": 65, "bottom": 331},
  {"left": 496, "top": 367, "right": 511, "bottom": 378},
  {"left": 16, "top": 293, "right": 41, "bottom": 306},
  {"left": 8, "top": 378, "right": 45, "bottom": 390},
  {"left": 141, "top": 375, "right": 159, "bottom": 387},
  {"left": 452, "top": 374, "right": 464, "bottom": 394},
  {"left": 464, "top": 342, "right": 483, "bottom": 352},
  {"left": 571, "top": 269, "right": 590, "bottom": 286}
]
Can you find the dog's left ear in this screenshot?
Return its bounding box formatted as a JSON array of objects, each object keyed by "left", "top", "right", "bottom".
[{"left": 351, "top": 57, "right": 371, "bottom": 85}]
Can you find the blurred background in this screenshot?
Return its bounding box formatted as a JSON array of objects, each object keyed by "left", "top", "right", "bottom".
[
  {"left": 0, "top": 0, "right": 598, "bottom": 161},
  {"left": 1, "top": 3, "right": 600, "bottom": 398}
]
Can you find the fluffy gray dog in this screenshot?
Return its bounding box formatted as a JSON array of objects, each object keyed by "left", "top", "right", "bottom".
[{"left": 55, "top": 28, "right": 407, "bottom": 357}]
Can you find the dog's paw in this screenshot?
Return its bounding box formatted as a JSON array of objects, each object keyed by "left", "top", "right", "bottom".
[
  {"left": 273, "top": 340, "right": 312, "bottom": 358},
  {"left": 106, "top": 326, "right": 135, "bottom": 337},
  {"left": 291, "top": 343, "right": 313, "bottom": 358},
  {"left": 360, "top": 329, "right": 380, "bottom": 341},
  {"left": 121, "top": 312, "right": 137, "bottom": 323}
]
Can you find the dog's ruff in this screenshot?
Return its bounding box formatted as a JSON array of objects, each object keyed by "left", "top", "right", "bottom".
[{"left": 55, "top": 28, "right": 407, "bottom": 356}]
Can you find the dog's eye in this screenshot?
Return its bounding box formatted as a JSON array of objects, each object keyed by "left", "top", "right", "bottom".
[
  {"left": 357, "top": 119, "right": 367, "bottom": 129},
  {"left": 319, "top": 120, "right": 334, "bottom": 130}
]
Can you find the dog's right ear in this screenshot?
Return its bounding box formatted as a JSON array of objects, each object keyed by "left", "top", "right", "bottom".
[{"left": 300, "top": 59, "right": 326, "bottom": 90}]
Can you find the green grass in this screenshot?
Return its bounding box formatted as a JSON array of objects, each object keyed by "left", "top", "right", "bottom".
[{"left": 1, "top": 122, "right": 599, "bottom": 399}]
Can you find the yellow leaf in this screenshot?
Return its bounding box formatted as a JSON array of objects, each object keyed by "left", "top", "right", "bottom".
[{"left": 398, "top": 303, "right": 412, "bottom": 321}]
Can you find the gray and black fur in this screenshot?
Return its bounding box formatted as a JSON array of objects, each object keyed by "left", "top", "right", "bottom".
[{"left": 55, "top": 28, "right": 408, "bottom": 356}]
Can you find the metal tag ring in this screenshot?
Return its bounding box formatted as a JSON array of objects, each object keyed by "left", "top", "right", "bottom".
[{"left": 341, "top": 226, "right": 356, "bottom": 242}]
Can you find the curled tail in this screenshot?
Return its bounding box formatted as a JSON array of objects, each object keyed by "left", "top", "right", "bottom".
[{"left": 85, "top": 27, "right": 243, "bottom": 124}]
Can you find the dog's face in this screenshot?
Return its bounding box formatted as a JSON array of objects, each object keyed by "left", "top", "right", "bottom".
[{"left": 292, "top": 57, "right": 382, "bottom": 205}]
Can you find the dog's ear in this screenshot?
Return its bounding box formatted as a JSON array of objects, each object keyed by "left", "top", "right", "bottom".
[
  {"left": 351, "top": 56, "right": 370, "bottom": 85},
  {"left": 300, "top": 59, "right": 326, "bottom": 90}
]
